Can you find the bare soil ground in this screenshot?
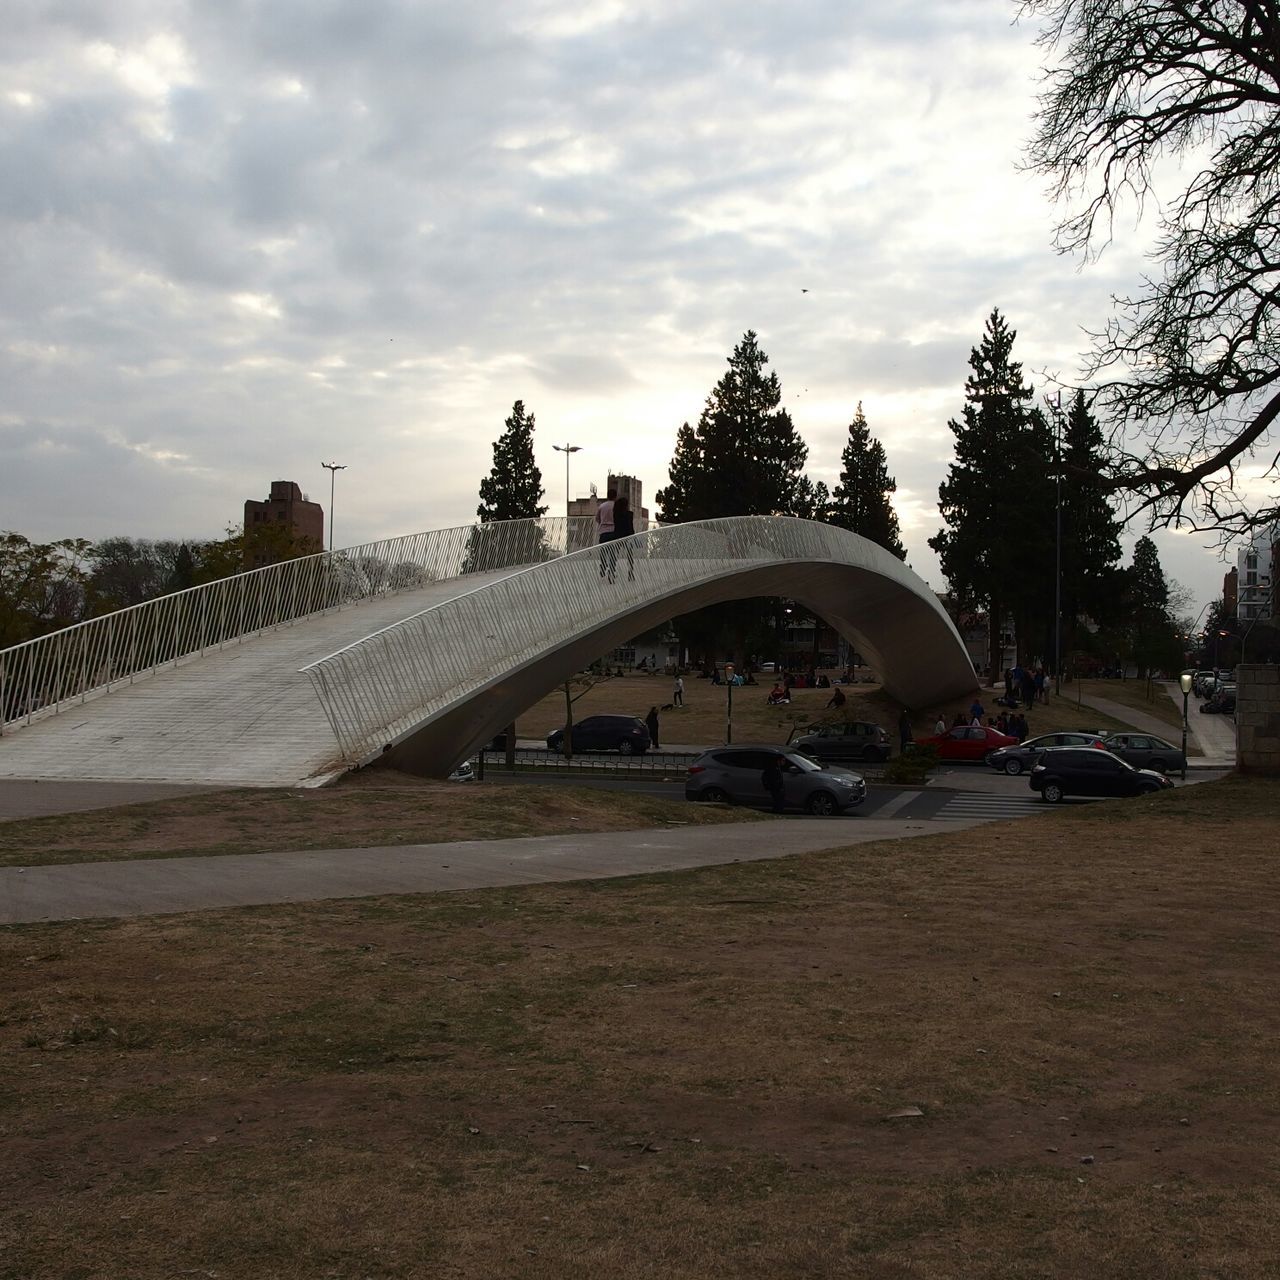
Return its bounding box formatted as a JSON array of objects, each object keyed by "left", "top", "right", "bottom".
[
  {"left": 520, "top": 671, "right": 1137, "bottom": 747},
  {"left": 0, "top": 771, "right": 759, "bottom": 869},
  {"left": 3, "top": 775, "right": 1277, "bottom": 1278}
]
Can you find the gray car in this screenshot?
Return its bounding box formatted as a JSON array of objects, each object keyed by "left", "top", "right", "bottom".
[
  {"left": 685, "top": 745, "right": 866, "bottom": 816},
  {"left": 987, "top": 731, "right": 1107, "bottom": 775},
  {"left": 792, "top": 720, "right": 891, "bottom": 763},
  {"left": 1102, "top": 732, "right": 1187, "bottom": 773}
]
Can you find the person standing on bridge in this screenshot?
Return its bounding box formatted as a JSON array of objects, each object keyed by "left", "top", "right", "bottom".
[
  {"left": 612, "top": 494, "right": 636, "bottom": 582},
  {"left": 596, "top": 488, "right": 617, "bottom": 578}
]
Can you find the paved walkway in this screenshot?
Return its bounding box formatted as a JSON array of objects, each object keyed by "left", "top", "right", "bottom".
[
  {"left": 1073, "top": 685, "right": 1234, "bottom": 767},
  {"left": 0, "top": 815, "right": 988, "bottom": 926}
]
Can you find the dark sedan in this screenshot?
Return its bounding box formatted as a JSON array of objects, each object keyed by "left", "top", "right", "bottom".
[
  {"left": 546, "top": 714, "right": 651, "bottom": 754},
  {"left": 793, "top": 720, "right": 891, "bottom": 763},
  {"left": 1102, "top": 732, "right": 1187, "bottom": 773},
  {"left": 987, "top": 731, "right": 1106, "bottom": 776},
  {"left": 1029, "top": 747, "right": 1174, "bottom": 803}
]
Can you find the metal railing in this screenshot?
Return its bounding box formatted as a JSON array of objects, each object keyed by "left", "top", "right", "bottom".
[
  {"left": 0, "top": 516, "right": 597, "bottom": 731},
  {"left": 301, "top": 516, "right": 964, "bottom": 767},
  {"left": 476, "top": 747, "right": 702, "bottom": 777}
]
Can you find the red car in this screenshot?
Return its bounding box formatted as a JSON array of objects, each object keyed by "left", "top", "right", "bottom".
[{"left": 917, "top": 724, "right": 1019, "bottom": 762}]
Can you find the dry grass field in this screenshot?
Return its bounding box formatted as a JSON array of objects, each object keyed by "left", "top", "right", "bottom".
[
  {"left": 517, "top": 671, "right": 1138, "bottom": 748},
  {"left": 0, "top": 773, "right": 758, "bottom": 869},
  {"left": 3, "top": 775, "right": 1278, "bottom": 1278}
]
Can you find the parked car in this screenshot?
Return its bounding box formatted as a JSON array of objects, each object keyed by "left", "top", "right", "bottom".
[
  {"left": 915, "top": 724, "right": 1018, "bottom": 763},
  {"left": 1192, "top": 670, "right": 1216, "bottom": 697},
  {"left": 546, "top": 715, "right": 651, "bottom": 754},
  {"left": 447, "top": 760, "right": 475, "bottom": 783},
  {"left": 793, "top": 720, "right": 891, "bottom": 763},
  {"left": 685, "top": 745, "right": 866, "bottom": 815},
  {"left": 1102, "top": 732, "right": 1187, "bottom": 773},
  {"left": 1029, "top": 747, "right": 1174, "bottom": 803},
  {"left": 986, "top": 731, "right": 1106, "bottom": 776},
  {"left": 1201, "top": 687, "right": 1236, "bottom": 715}
]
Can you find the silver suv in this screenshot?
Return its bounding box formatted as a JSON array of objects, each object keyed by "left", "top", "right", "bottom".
[{"left": 685, "top": 745, "right": 866, "bottom": 816}]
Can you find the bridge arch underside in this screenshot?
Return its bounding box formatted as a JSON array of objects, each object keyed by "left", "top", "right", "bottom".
[{"left": 383, "top": 559, "right": 977, "bottom": 778}]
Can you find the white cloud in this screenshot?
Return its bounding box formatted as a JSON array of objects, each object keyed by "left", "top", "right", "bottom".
[{"left": 0, "top": 0, "right": 1249, "bottom": 617}]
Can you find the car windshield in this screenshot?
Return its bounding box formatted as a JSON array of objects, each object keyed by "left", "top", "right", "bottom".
[{"left": 786, "top": 753, "right": 823, "bottom": 772}]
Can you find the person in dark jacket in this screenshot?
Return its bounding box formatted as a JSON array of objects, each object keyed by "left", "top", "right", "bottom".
[
  {"left": 610, "top": 495, "right": 636, "bottom": 582},
  {"left": 898, "top": 709, "right": 914, "bottom": 752},
  {"left": 645, "top": 705, "right": 660, "bottom": 749},
  {"left": 762, "top": 754, "right": 786, "bottom": 813}
]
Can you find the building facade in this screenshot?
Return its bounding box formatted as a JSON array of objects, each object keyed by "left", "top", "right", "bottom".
[
  {"left": 1237, "top": 526, "right": 1278, "bottom": 622},
  {"left": 567, "top": 473, "right": 651, "bottom": 528},
  {"left": 243, "top": 480, "right": 325, "bottom": 568}
]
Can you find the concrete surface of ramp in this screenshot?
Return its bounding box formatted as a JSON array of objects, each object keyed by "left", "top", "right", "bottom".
[
  {"left": 0, "top": 816, "right": 988, "bottom": 925},
  {"left": 0, "top": 566, "right": 527, "bottom": 788}
]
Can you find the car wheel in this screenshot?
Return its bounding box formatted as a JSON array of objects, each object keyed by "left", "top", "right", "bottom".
[
  {"left": 618, "top": 739, "right": 635, "bottom": 755},
  {"left": 701, "top": 786, "right": 730, "bottom": 804},
  {"left": 984, "top": 750, "right": 998, "bottom": 765},
  {"left": 805, "top": 790, "right": 839, "bottom": 816},
  {"left": 1042, "top": 781, "right": 1064, "bottom": 804},
  {"left": 1003, "top": 758, "right": 1023, "bottom": 776},
  {"left": 1147, "top": 758, "right": 1166, "bottom": 772}
]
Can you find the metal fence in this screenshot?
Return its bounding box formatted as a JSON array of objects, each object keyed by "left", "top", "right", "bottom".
[
  {"left": 301, "top": 515, "right": 959, "bottom": 767},
  {"left": 475, "top": 747, "right": 701, "bottom": 777},
  {"left": 0, "top": 516, "right": 596, "bottom": 731}
]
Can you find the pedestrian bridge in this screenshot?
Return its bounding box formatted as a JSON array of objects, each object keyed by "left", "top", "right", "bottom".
[{"left": 0, "top": 516, "right": 975, "bottom": 786}]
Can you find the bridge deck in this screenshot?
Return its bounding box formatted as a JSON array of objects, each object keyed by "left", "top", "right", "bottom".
[{"left": 0, "top": 568, "right": 523, "bottom": 787}]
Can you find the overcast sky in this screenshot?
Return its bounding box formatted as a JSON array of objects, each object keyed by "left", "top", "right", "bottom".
[{"left": 1, "top": 0, "right": 1240, "bottom": 617}]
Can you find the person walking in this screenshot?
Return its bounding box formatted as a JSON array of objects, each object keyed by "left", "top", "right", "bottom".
[
  {"left": 898, "top": 709, "right": 914, "bottom": 752},
  {"left": 762, "top": 754, "right": 787, "bottom": 814},
  {"left": 673, "top": 674, "right": 684, "bottom": 707},
  {"left": 645, "top": 705, "right": 660, "bottom": 750},
  {"left": 934, "top": 712, "right": 947, "bottom": 735},
  {"left": 596, "top": 488, "right": 616, "bottom": 578},
  {"left": 612, "top": 494, "right": 636, "bottom": 581}
]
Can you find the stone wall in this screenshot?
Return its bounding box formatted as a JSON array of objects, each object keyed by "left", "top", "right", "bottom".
[{"left": 1236, "top": 665, "right": 1280, "bottom": 774}]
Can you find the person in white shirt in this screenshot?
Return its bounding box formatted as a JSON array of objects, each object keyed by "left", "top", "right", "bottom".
[
  {"left": 595, "top": 490, "right": 616, "bottom": 543},
  {"left": 673, "top": 675, "right": 684, "bottom": 706}
]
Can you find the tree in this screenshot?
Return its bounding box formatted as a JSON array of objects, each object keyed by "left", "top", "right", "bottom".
[
  {"left": 791, "top": 476, "right": 831, "bottom": 523},
  {"left": 829, "top": 402, "right": 906, "bottom": 559},
  {"left": 1022, "top": 0, "right": 1280, "bottom": 537},
  {"left": 930, "top": 309, "right": 1056, "bottom": 673},
  {"left": 656, "top": 332, "right": 810, "bottom": 663},
  {"left": 1127, "top": 535, "right": 1183, "bottom": 676},
  {"left": 477, "top": 400, "right": 547, "bottom": 523},
  {"left": 86, "top": 538, "right": 195, "bottom": 612},
  {"left": 0, "top": 532, "right": 91, "bottom": 648},
  {"left": 1059, "top": 390, "right": 1125, "bottom": 640},
  {"left": 656, "top": 331, "right": 808, "bottom": 522}
]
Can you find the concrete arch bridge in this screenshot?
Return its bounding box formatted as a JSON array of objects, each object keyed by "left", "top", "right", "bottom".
[{"left": 0, "top": 516, "right": 975, "bottom": 786}]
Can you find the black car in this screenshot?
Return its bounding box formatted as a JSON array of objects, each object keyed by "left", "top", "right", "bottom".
[
  {"left": 1029, "top": 747, "right": 1174, "bottom": 803},
  {"left": 546, "top": 714, "right": 651, "bottom": 754},
  {"left": 1201, "top": 688, "right": 1236, "bottom": 715},
  {"left": 792, "top": 720, "right": 891, "bottom": 763},
  {"left": 1102, "top": 732, "right": 1186, "bottom": 773}
]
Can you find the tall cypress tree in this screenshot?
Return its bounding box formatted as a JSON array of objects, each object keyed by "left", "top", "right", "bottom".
[
  {"left": 829, "top": 402, "right": 906, "bottom": 559},
  {"left": 930, "top": 309, "right": 1055, "bottom": 674},
  {"left": 1127, "top": 536, "right": 1181, "bottom": 677},
  {"left": 477, "top": 400, "right": 547, "bottom": 523},
  {"left": 656, "top": 331, "right": 808, "bottom": 521},
  {"left": 1060, "top": 390, "right": 1124, "bottom": 636}
]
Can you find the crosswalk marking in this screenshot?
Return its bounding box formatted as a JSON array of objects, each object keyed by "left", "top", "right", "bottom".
[{"left": 933, "top": 792, "right": 1051, "bottom": 820}]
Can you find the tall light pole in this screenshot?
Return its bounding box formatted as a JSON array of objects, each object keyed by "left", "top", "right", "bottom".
[
  {"left": 1048, "top": 391, "right": 1063, "bottom": 696},
  {"left": 321, "top": 461, "right": 346, "bottom": 551},
  {"left": 1179, "top": 670, "right": 1193, "bottom": 780},
  {"left": 552, "top": 443, "right": 582, "bottom": 554},
  {"left": 724, "top": 662, "right": 735, "bottom": 745}
]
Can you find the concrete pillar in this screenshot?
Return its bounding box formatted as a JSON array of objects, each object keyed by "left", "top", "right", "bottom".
[{"left": 1235, "top": 664, "right": 1280, "bottom": 775}]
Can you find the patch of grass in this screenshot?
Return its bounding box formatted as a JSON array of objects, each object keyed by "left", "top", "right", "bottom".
[
  {"left": 0, "top": 777, "right": 762, "bottom": 869},
  {"left": 1, "top": 775, "right": 1278, "bottom": 1277}
]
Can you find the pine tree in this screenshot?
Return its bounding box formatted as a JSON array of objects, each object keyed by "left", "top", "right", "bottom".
[
  {"left": 829, "top": 402, "right": 906, "bottom": 559},
  {"left": 1127, "top": 535, "right": 1181, "bottom": 676},
  {"left": 477, "top": 400, "right": 547, "bottom": 523},
  {"left": 929, "top": 309, "right": 1056, "bottom": 674},
  {"left": 656, "top": 331, "right": 808, "bottom": 521},
  {"left": 792, "top": 477, "right": 830, "bottom": 523},
  {"left": 1059, "top": 390, "right": 1123, "bottom": 637}
]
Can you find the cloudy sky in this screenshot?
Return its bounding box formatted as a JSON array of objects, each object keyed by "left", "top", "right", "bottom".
[{"left": 1, "top": 0, "right": 1238, "bottom": 615}]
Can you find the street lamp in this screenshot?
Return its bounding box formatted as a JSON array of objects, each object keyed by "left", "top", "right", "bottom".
[
  {"left": 552, "top": 443, "right": 582, "bottom": 524},
  {"left": 1179, "top": 670, "right": 1192, "bottom": 780},
  {"left": 724, "top": 662, "right": 735, "bottom": 745},
  {"left": 321, "top": 461, "right": 347, "bottom": 551}
]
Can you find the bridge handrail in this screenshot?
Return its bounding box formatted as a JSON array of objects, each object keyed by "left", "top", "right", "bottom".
[
  {"left": 0, "top": 516, "right": 597, "bottom": 730},
  {"left": 300, "top": 516, "right": 953, "bottom": 765}
]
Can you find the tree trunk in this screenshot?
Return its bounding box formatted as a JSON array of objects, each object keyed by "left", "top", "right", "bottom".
[
  {"left": 561, "top": 683, "right": 574, "bottom": 761},
  {"left": 988, "top": 598, "right": 1003, "bottom": 683}
]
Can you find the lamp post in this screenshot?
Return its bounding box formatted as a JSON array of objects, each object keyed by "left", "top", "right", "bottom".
[
  {"left": 552, "top": 443, "right": 582, "bottom": 533},
  {"left": 724, "top": 662, "right": 735, "bottom": 745},
  {"left": 1179, "top": 670, "right": 1193, "bottom": 780},
  {"left": 321, "top": 461, "right": 346, "bottom": 551}
]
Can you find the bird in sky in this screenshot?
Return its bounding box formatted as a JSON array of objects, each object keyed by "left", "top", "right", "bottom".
[{"left": 801, "top": 288, "right": 809, "bottom": 293}]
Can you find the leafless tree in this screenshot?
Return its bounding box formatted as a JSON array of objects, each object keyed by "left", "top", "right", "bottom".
[{"left": 1021, "top": 0, "right": 1280, "bottom": 540}]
